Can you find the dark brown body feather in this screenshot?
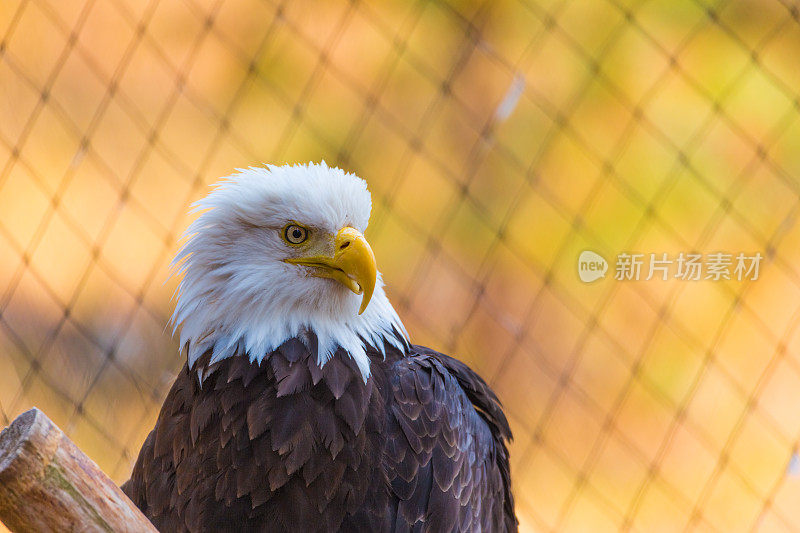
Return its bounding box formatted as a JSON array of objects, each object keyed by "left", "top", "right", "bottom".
[{"left": 122, "top": 338, "right": 516, "bottom": 532}]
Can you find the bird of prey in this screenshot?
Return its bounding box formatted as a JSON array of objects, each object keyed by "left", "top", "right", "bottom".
[{"left": 122, "top": 162, "right": 517, "bottom": 532}]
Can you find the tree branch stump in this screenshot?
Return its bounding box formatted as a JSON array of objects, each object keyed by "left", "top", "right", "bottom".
[{"left": 0, "top": 408, "right": 157, "bottom": 532}]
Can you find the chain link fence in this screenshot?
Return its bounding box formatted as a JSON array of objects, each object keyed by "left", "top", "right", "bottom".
[{"left": 2, "top": 0, "right": 800, "bottom": 530}]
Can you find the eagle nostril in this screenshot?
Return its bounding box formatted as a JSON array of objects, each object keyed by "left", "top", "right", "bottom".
[{"left": 340, "top": 241, "right": 350, "bottom": 250}]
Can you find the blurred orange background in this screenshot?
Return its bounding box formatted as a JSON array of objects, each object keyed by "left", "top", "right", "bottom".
[{"left": 2, "top": 0, "right": 800, "bottom": 531}]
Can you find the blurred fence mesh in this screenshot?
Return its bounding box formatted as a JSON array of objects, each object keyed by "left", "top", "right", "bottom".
[{"left": 2, "top": 0, "right": 800, "bottom": 531}]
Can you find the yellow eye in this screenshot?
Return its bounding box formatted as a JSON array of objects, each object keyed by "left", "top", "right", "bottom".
[{"left": 283, "top": 224, "right": 309, "bottom": 245}]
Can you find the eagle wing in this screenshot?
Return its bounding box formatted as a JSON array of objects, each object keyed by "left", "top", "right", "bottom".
[{"left": 382, "top": 345, "right": 517, "bottom": 532}]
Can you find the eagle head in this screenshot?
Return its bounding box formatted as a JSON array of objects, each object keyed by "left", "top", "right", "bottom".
[{"left": 171, "top": 162, "right": 408, "bottom": 380}]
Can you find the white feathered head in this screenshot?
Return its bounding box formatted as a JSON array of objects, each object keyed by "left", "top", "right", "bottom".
[{"left": 171, "top": 162, "right": 408, "bottom": 380}]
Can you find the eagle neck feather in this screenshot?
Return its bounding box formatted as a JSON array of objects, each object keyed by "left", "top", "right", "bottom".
[{"left": 174, "top": 282, "right": 409, "bottom": 383}]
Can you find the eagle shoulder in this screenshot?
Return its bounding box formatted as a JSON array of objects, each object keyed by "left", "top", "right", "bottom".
[{"left": 382, "top": 344, "right": 517, "bottom": 532}]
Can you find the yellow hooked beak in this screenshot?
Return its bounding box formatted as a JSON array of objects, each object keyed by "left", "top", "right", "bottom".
[{"left": 285, "top": 227, "right": 377, "bottom": 314}]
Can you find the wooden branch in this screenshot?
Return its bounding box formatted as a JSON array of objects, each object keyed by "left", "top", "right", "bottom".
[{"left": 0, "top": 408, "right": 157, "bottom": 533}]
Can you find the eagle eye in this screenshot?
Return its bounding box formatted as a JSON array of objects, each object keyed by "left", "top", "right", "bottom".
[{"left": 283, "top": 224, "right": 309, "bottom": 245}]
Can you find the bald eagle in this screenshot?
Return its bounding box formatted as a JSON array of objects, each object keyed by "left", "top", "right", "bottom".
[{"left": 122, "top": 163, "right": 517, "bottom": 532}]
